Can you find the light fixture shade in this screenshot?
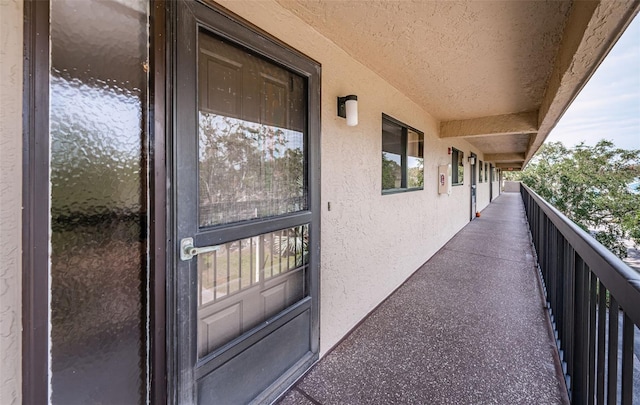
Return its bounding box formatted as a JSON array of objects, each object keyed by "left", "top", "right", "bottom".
[
  {"left": 337, "top": 95, "right": 358, "bottom": 126},
  {"left": 468, "top": 157, "right": 476, "bottom": 165},
  {"left": 345, "top": 98, "right": 358, "bottom": 126}
]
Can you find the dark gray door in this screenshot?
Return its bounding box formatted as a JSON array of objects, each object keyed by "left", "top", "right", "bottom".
[
  {"left": 489, "top": 163, "right": 494, "bottom": 201},
  {"left": 470, "top": 153, "right": 477, "bottom": 220},
  {"left": 172, "top": 2, "right": 320, "bottom": 403}
]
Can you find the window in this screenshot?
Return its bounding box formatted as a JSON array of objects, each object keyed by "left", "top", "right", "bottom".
[
  {"left": 452, "top": 148, "right": 464, "bottom": 185},
  {"left": 484, "top": 162, "right": 488, "bottom": 182},
  {"left": 479, "top": 160, "right": 484, "bottom": 183},
  {"left": 382, "top": 114, "right": 424, "bottom": 193}
]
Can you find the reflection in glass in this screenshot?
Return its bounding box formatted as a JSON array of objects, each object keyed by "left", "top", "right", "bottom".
[
  {"left": 382, "top": 117, "right": 424, "bottom": 191},
  {"left": 199, "top": 114, "right": 306, "bottom": 226},
  {"left": 49, "top": 0, "right": 147, "bottom": 403},
  {"left": 198, "top": 30, "right": 307, "bottom": 228},
  {"left": 407, "top": 129, "right": 424, "bottom": 188},
  {"left": 197, "top": 225, "right": 308, "bottom": 357},
  {"left": 382, "top": 119, "right": 403, "bottom": 190},
  {"left": 458, "top": 150, "right": 465, "bottom": 183}
]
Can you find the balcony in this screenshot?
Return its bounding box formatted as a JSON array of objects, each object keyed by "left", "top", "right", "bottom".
[{"left": 278, "top": 187, "right": 640, "bottom": 405}]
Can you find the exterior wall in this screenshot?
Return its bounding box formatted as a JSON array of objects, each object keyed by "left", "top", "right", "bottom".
[
  {"left": 0, "top": 0, "right": 23, "bottom": 403},
  {"left": 476, "top": 174, "right": 491, "bottom": 213},
  {"left": 504, "top": 180, "right": 521, "bottom": 193},
  {"left": 217, "top": 0, "right": 484, "bottom": 355}
]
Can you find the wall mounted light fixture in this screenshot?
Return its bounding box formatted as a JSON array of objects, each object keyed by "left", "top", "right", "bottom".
[
  {"left": 468, "top": 156, "right": 476, "bottom": 165},
  {"left": 337, "top": 95, "right": 358, "bottom": 126}
]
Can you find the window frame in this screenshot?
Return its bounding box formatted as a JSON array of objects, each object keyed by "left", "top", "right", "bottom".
[
  {"left": 451, "top": 147, "right": 464, "bottom": 186},
  {"left": 479, "top": 160, "right": 484, "bottom": 183},
  {"left": 381, "top": 113, "right": 424, "bottom": 194}
]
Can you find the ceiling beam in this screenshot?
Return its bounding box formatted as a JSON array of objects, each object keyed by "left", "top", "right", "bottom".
[
  {"left": 496, "top": 163, "right": 523, "bottom": 170},
  {"left": 440, "top": 111, "right": 538, "bottom": 139},
  {"left": 484, "top": 153, "right": 525, "bottom": 162}
]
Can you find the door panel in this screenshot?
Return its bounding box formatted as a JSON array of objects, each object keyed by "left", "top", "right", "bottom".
[
  {"left": 173, "top": 2, "right": 320, "bottom": 403},
  {"left": 470, "top": 154, "right": 477, "bottom": 220},
  {"left": 197, "top": 309, "right": 311, "bottom": 404},
  {"left": 196, "top": 225, "right": 308, "bottom": 358}
]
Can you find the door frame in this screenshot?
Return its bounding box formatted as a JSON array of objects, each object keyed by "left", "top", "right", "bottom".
[
  {"left": 489, "top": 163, "right": 494, "bottom": 201},
  {"left": 469, "top": 152, "right": 477, "bottom": 220},
  {"left": 166, "top": 1, "right": 321, "bottom": 402}
]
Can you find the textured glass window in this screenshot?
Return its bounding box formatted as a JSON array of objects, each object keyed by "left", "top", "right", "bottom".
[{"left": 50, "top": 0, "right": 148, "bottom": 403}]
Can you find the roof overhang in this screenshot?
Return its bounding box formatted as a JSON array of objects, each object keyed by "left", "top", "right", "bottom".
[{"left": 276, "top": 0, "right": 639, "bottom": 169}]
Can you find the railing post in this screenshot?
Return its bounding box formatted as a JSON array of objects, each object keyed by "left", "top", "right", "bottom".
[
  {"left": 572, "top": 255, "right": 590, "bottom": 404},
  {"left": 596, "top": 281, "right": 606, "bottom": 405},
  {"left": 564, "top": 241, "right": 575, "bottom": 389},
  {"left": 607, "top": 296, "right": 619, "bottom": 405},
  {"left": 588, "top": 274, "right": 596, "bottom": 405},
  {"left": 621, "top": 312, "right": 634, "bottom": 405}
]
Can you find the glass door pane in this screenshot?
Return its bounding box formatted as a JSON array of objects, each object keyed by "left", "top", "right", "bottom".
[{"left": 198, "top": 32, "right": 307, "bottom": 228}]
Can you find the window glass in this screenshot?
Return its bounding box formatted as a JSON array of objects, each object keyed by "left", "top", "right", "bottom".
[
  {"left": 452, "top": 148, "right": 464, "bottom": 185},
  {"left": 382, "top": 115, "right": 423, "bottom": 192},
  {"left": 407, "top": 129, "right": 424, "bottom": 188},
  {"left": 479, "top": 160, "right": 484, "bottom": 183},
  {"left": 382, "top": 119, "right": 403, "bottom": 190},
  {"left": 198, "top": 34, "right": 307, "bottom": 227}
]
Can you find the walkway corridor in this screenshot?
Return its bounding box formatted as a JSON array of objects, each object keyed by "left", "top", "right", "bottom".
[{"left": 278, "top": 193, "right": 569, "bottom": 405}]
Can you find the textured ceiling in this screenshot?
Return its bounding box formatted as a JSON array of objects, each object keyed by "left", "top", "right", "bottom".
[
  {"left": 274, "top": 0, "right": 639, "bottom": 170},
  {"left": 276, "top": 0, "right": 571, "bottom": 121}
]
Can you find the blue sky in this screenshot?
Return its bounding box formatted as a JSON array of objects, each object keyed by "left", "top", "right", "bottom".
[{"left": 546, "top": 16, "right": 640, "bottom": 151}]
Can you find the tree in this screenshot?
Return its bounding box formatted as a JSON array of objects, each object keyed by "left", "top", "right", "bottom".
[
  {"left": 382, "top": 153, "right": 401, "bottom": 189},
  {"left": 513, "top": 140, "right": 640, "bottom": 258}
]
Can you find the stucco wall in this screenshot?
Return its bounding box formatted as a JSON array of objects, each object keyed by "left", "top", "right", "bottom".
[
  {"left": 0, "top": 0, "right": 23, "bottom": 403},
  {"left": 217, "top": 0, "right": 489, "bottom": 355}
]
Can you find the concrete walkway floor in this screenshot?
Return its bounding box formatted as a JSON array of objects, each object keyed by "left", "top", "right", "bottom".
[{"left": 277, "top": 192, "right": 569, "bottom": 405}]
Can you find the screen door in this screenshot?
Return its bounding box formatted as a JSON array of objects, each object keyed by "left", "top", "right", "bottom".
[{"left": 172, "top": 2, "right": 320, "bottom": 403}]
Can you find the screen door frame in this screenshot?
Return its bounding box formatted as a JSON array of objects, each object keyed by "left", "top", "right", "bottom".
[{"left": 167, "top": 1, "right": 321, "bottom": 403}]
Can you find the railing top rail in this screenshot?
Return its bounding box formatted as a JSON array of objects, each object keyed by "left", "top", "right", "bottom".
[{"left": 520, "top": 183, "right": 640, "bottom": 325}]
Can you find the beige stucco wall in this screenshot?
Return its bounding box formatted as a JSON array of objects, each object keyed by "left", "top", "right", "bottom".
[
  {"left": 0, "top": 0, "right": 23, "bottom": 403},
  {"left": 217, "top": 0, "right": 488, "bottom": 355}
]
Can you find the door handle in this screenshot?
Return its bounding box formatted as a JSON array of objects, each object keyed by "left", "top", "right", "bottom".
[{"left": 180, "top": 237, "right": 220, "bottom": 261}]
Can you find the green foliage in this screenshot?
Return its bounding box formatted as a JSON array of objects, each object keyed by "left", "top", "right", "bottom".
[
  {"left": 514, "top": 140, "right": 640, "bottom": 258},
  {"left": 382, "top": 153, "right": 401, "bottom": 189},
  {"left": 408, "top": 158, "right": 424, "bottom": 188}
]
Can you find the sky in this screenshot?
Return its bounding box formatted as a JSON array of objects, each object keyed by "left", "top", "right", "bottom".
[{"left": 545, "top": 15, "right": 640, "bottom": 151}]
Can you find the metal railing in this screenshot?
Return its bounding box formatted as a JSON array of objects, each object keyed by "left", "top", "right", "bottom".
[{"left": 520, "top": 183, "right": 640, "bottom": 405}]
